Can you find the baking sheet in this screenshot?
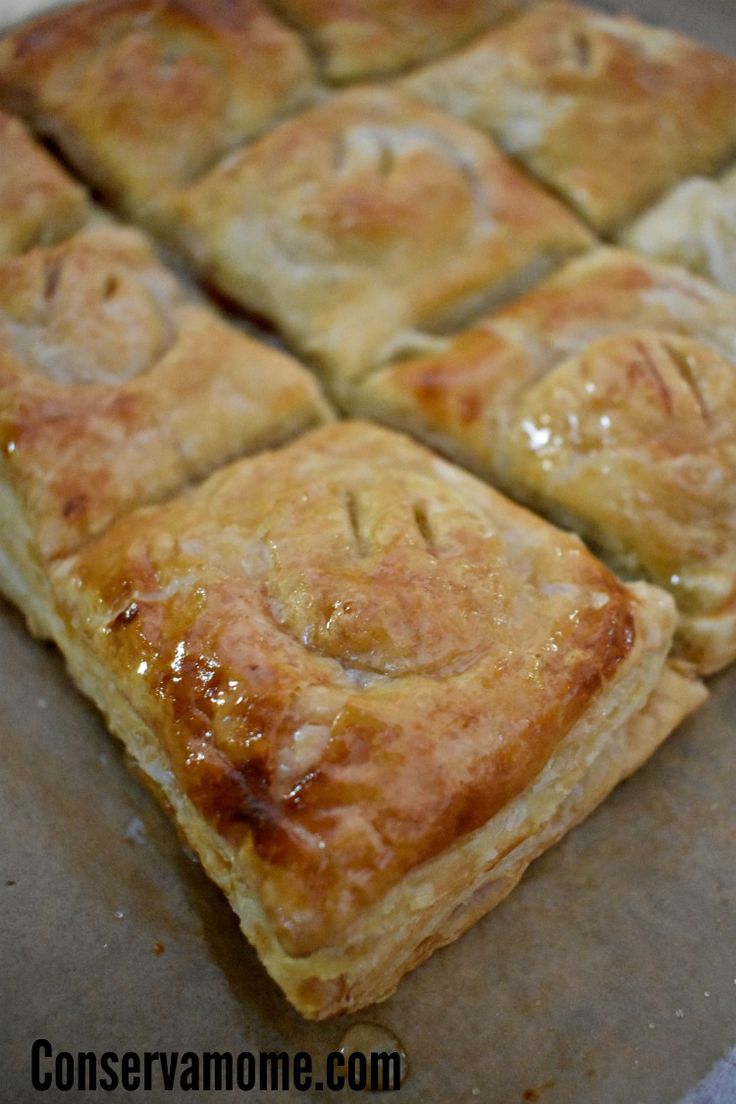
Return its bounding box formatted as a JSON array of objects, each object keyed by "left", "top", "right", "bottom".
[{"left": 1, "top": 2, "right": 735, "bottom": 1101}]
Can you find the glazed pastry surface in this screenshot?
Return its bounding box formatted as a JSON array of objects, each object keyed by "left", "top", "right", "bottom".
[
  {"left": 0, "top": 108, "right": 88, "bottom": 257},
  {"left": 401, "top": 1, "right": 736, "bottom": 233},
  {"left": 169, "top": 87, "right": 592, "bottom": 393},
  {"left": 349, "top": 250, "right": 736, "bottom": 672},
  {"left": 45, "top": 421, "right": 707, "bottom": 1017},
  {"left": 56, "top": 421, "right": 675, "bottom": 957}
]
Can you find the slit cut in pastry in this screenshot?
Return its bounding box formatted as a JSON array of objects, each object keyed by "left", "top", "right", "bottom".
[
  {"left": 621, "top": 165, "right": 736, "bottom": 294},
  {"left": 0, "top": 108, "right": 88, "bottom": 258},
  {"left": 47, "top": 422, "right": 705, "bottom": 1019},
  {"left": 348, "top": 249, "right": 736, "bottom": 674},
  {"left": 0, "top": 224, "right": 331, "bottom": 634},
  {"left": 400, "top": 1, "right": 736, "bottom": 234},
  {"left": 0, "top": 0, "right": 319, "bottom": 224},
  {"left": 263, "top": 0, "right": 532, "bottom": 83},
  {"left": 165, "top": 87, "right": 592, "bottom": 396}
]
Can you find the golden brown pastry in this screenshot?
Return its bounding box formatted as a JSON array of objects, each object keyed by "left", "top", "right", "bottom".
[
  {"left": 349, "top": 250, "right": 736, "bottom": 674},
  {"left": 49, "top": 421, "right": 705, "bottom": 1018},
  {"left": 621, "top": 165, "right": 736, "bottom": 293},
  {"left": 265, "top": 0, "right": 532, "bottom": 82},
  {"left": 168, "top": 87, "right": 592, "bottom": 396},
  {"left": 0, "top": 107, "right": 88, "bottom": 257},
  {"left": 0, "top": 224, "right": 331, "bottom": 636},
  {"left": 0, "top": 0, "right": 318, "bottom": 223},
  {"left": 401, "top": 1, "right": 736, "bottom": 234}
]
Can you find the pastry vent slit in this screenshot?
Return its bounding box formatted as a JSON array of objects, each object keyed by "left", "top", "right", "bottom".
[
  {"left": 103, "top": 273, "right": 120, "bottom": 300},
  {"left": 43, "top": 258, "right": 62, "bottom": 302},
  {"left": 377, "top": 138, "right": 395, "bottom": 177},
  {"left": 332, "top": 134, "right": 346, "bottom": 174},
  {"left": 413, "top": 501, "right": 437, "bottom": 558},
  {"left": 662, "top": 340, "right": 712, "bottom": 423},
  {"left": 345, "top": 490, "right": 369, "bottom": 557},
  {"left": 572, "top": 29, "right": 593, "bottom": 70},
  {"left": 632, "top": 338, "right": 674, "bottom": 417}
]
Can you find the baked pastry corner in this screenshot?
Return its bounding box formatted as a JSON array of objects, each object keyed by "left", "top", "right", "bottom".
[{"left": 0, "top": 107, "right": 88, "bottom": 258}]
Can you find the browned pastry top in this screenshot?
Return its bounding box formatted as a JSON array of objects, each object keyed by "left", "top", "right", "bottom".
[
  {"left": 0, "top": 0, "right": 318, "bottom": 215},
  {"left": 57, "top": 422, "right": 644, "bottom": 956},
  {"left": 0, "top": 226, "right": 329, "bottom": 559},
  {"left": 402, "top": 1, "right": 736, "bottom": 232},
  {"left": 169, "top": 86, "right": 592, "bottom": 391},
  {"left": 350, "top": 249, "right": 736, "bottom": 672}
]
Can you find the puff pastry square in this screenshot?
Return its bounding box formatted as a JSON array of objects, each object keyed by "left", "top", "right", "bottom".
[
  {"left": 264, "top": 0, "right": 532, "bottom": 83},
  {"left": 49, "top": 421, "right": 704, "bottom": 1018},
  {"left": 0, "top": 224, "right": 330, "bottom": 635},
  {"left": 621, "top": 165, "right": 736, "bottom": 294},
  {"left": 349, "top": 250, "right": 736, "bottom": 674},
  {"left": 168, "top": 87, "right": 592, "bottom": 395},
  {"left": 401, "top": 1, "right": 736, "bottom": 234},
  {"left": 0, "top": 0, "right": 318, "bottom": 222},
  {"left": 0, "top": 108, "right": 88, "bottom": 258}
]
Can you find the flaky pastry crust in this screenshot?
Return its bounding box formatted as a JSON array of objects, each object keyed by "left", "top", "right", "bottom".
[
  {"left": 401, "top": 1, "right": 736, "bottom": 233},
  {"left": 0, "top": 0, "right": 318, "bottom": 221},
  {"left": 0, "top": 107, "right": 88, "bottom": 258},
  {"left": 168, "top": 87, "right": 592, "bottom": 395},
  {"left": 0, "top": 0, "right": 719, "bottom": 1026},
  {"left": 349, "top": 250, "right": 736, "bottom": 673},
  {"left": 0, "top": 225, "right": 331, "bottom": 589},
  {"left": 48, "top": 422, "right": 704, "bottom": 1016}
]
